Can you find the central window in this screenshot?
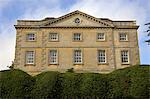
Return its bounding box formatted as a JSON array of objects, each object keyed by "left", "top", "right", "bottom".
[
  {"left": 49, "top": 33, "right": 58, "bottom": 41},
  {"left": 73, "top": 33, "right": 82, "bottom": 41},
  {"left": 49, "top": 50, "right": 58, "bottom": 64},
  {"left": 26, "top": 51, "right": 34, "bottom": 64},
  {"left": 98, "top": 50, "right": 106, "bottom": 63},
  {"left": 74, "top": 50, "right": 82, "bottom": 64},
  {"left": 97, "top": 33, "right": 105, "bottom": 41}
]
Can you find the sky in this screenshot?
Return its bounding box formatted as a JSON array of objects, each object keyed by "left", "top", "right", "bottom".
[{"left": 0, "top": 0, "right": 150, "bottom": 70}]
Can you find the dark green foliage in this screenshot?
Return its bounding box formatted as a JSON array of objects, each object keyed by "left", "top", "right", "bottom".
[
  {"left": 80, "top": 73, "right": 110, "bottom": 98},
  {"left": 108, "top": 65, "right": 150, "bottom": 99},
  {"left": 128, "top": 66, "right": 149, "bottom": 99},
  {"left": 0, "top": 69, "right": 34, "bottom": 98},
  {"left": 108, "top": 68, "right": 133, "bottom": 98},
  {"left": 30, "top": 71, "right": 60, "bottom": 99},
  {"left": 0, "top": 65, "right": 149, "bottom": 99},
  {"left": 60, "top": 73, "right": 82, "bottom": 97}
]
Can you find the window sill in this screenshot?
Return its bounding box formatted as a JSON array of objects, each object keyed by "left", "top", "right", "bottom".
[
  {"left": 73, "top": 40, "right": 83, "bottom": 42},
  {"left": 48, "top": 64, "right": 59, "bottom": 66},
  {"left": 24, "top": 64, "right": 36, "bottom": 66},
  {"left": 96, "top": 40, "right": 106, "bottom": 42},
  {"left": 26, "top": 40, "right": 36, "bottom": 42},
  {"left": 121, "top": 63, "right": 130, "bottom": 65},
  {"left": 49, "top": 40, "right": 59, "bottom": 42},
  {"left": 73, "top": 63, "right": 84, "bottom": 65},
  {"left": 98, "top": 63, "right": 109, "bottom": 65},
  {"left": 119, "top": 40, "right": 129, "bottom": 42}
]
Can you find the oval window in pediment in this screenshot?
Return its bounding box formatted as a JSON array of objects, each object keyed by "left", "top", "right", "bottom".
[{"left": 74, "top": 18, "right": 80, "bottom": 24}]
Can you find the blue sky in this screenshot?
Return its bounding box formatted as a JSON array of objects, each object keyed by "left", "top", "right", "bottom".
[{"left": 0, "top": 0, "right": 150, "bottom": 70}]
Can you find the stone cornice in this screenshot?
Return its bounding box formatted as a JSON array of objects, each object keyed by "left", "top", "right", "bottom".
[
  {"left": 14, "top": 25, "right": 138, "bottom": 29},
  {"left": 14, "top": 25, "right": 114, "bottom": 29},
  {"left": 14, "top": 25, "right": 40, "bottom": 29},
  {"left": 115, "top": 25, "right": 139, "bottom": 29},
  {"left": 18, "top": 46, "right": 138, "bottom": 48},
  {"left": 40, "top": 26, "right": 113, "bottom": 29}
]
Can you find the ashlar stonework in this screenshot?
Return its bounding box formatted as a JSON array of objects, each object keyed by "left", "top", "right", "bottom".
[{"left": 14, "top": 10, "right": 140, "bottom": 75}]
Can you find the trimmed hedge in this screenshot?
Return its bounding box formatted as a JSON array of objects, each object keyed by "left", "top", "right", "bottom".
[
  {"left": 0, "top": 65, "right": 149, "bottom": 99},
  {"left": 60, "top": 73, "right": 83, "bottom": 98},
  {"left": 30, "top": 71, "right": 60, "bottom": 99},
  {"left": 108, "top": 65, "right": 150, "bottom": 99},
  {"left": 0, "top": 69, "right": 34, "bottom": 98},
  {"left": 80, "top": 73, "right": 110, "bottom": 98}
]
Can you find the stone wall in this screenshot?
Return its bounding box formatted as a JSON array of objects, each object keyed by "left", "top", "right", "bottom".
[{"left": 14, "top": 11, "right": 140, "bottom": 75}]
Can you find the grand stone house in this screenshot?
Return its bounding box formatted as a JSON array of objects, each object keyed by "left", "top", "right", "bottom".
[{"left": 14, "top": 10, "right": 140, "bottom": 75}]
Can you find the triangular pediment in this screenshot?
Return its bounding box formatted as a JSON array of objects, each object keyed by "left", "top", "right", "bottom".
[{"left": 41, "top": 10, "right": 114, "bottom": 27}]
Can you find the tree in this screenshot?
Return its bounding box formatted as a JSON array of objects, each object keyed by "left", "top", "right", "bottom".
[{"left": 145, "top": 23, "right": 150, "bottom": 45}]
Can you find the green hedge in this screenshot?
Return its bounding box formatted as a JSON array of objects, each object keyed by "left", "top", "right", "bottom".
[
  {"left": 60, "top": 73, "right": 83, "bottom": 98},
  {"left": 80, "top": 73, "right": 110, "bottom": 98},
  {"left": 30, "top": 71, "right": 60, "bottom": 99},
  {"left": 0, "top": 65, "right": 149, "bottom": 99},
  {"left": 108, "top": 66, "right": 150, "bottom": 99},
  {"left": 108, "top": 65, "right": 150, "bottom": 99},
  {"left": 0, "top": 69, "right": 34, "bottom": 98}
]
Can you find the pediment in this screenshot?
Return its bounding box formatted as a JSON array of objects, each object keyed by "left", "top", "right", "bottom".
[{"left": 41, "top": 10, "right": 114, "bottom": 28}]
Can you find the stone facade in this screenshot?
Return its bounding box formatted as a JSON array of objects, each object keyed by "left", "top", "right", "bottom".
[{"left": 14, "top": 10, "right": 140, "bottom": 75}]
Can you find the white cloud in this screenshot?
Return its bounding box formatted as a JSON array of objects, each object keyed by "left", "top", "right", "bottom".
[
  {"left": 0, "top": 36, "right": 15, "bottom": 70},
  {"left": 70, "top": 0, "right": 147, "bottom": 22},
  {"left": 0, "top": 20, "right": 16, "bottom": 70},
  {"left": 20, "top": 7, "right": 65, "bottom": 20}
]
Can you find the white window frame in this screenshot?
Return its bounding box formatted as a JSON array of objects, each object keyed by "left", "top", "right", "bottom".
[
  {"left": 27, "top": 33, "right": 36, "bottom": 41},
  {"left": 49, "top": 33, "right": 58, "bottom": 41},
  {"left": 98, "top": 50, "right": 106, "bottom": 63},
  {"left": 119, "top": 33, "right": 128, "bottom": 41},
  {"left": 49, "top": 50, "right": 58, "bottom": 64},
  {"left": 26, "top": 51, "right": 35, "bottom": 64},
  {"left": 97, "top": 33, "right": 105, "bottom": 41},
  {"left": 73, "top": 33, "right": 82, "bottom": 41},
  {"left": 74, "top": 50, "right": 82, "bottom": 64},
  {"left": 121, "top": 50, "right": 129, "bottom": 64}
]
